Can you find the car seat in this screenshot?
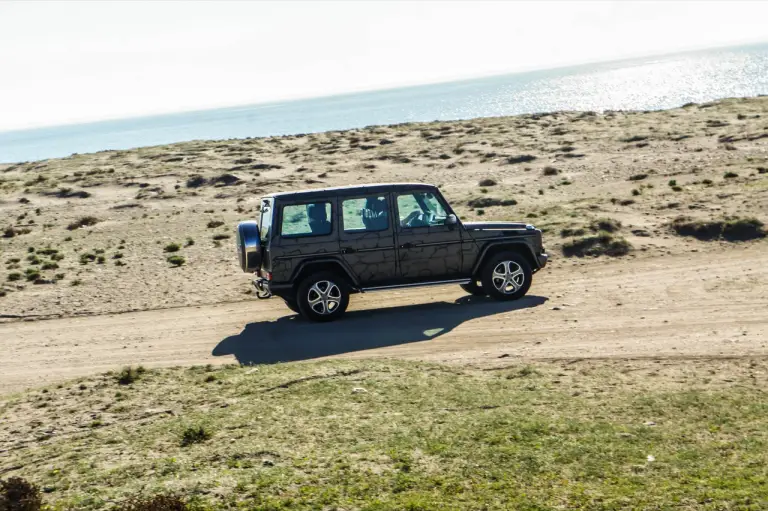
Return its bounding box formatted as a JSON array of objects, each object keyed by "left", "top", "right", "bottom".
[{"left": 307, "top": 203, "right": 331, "bottom": 235}]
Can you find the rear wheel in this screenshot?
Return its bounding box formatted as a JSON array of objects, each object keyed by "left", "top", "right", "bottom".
[
  {"left": 296, "top": 271, "right": 350, "bottom": 322},
  {"left": 460, "top": 281, "right": 486, "bottom": 296},
  {"left": 480, "top": 252, "right": 532, "bottom": 301}
]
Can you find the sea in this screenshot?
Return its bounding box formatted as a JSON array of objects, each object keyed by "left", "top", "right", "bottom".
[{"left": 1, "top": 43, "right": 767, "bottom": 164}]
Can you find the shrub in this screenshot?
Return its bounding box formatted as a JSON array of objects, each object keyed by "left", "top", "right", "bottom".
[
  {"left": 590, "top": 218, "right": 622, "bottom": 233},
  {"left": 96, "top": 256, "right": 105, "bottom": 264},
  {"left": 467, "top": 197, "right": 517, "bottom": 208},
  {"left": 114, "top": 494, "right": 188, "bottom": 511},
  {"left": 117, "top": 366, "right": 145, "bottom": 385},
  {"left": 71, "top": 279, "right": 82, "bottom": 286},
  {"left": 724, "top": 171, "right": 738, "bottom": 179},
  {"left": 185, "top": 238, "right": 195, "bottom": 247},
  {"left": 79, "top": 253, "right": 96, "bottom": 264},
  {"left": 186, "top": 175, "right": 207, "bottom": 188},
  {"left": 562, "top": 233, "right": 632, "bottom": 257},
  {"left": 207, "top": 220, "right": 225, "bottom": 229},
  {"left": 212, "top": 233, "right": 230, "bottom": 240},
  {"left": 628, "top": 173, "right": 648, "bottom": 181},
  {"left": 0, "top": 476, "right": 42, "bottom": 511},
  {"left": 41, "top": 262, "right": 58, "bottom": 270},
  {"left": 3, "top": 227, "right": 16, "bottom": 238},
  {"left": 167, "top": 255, "right": 185, "bottom": 267},
  {"left": 702, "top": 179, "right": 713, "bottom": 185},
  {"left": 24, "top": 269, "right": 40, "bottom": 281},
  {"left": 560, "top": 227, "right": 586, "bottom": 237},
  {"left": 478, "top": 178, "right": 497, "bottom": 187},
  {"left": 26, "top": 255, "right": 41, "bottom": 265},
  {"left": 631, "top": 189, "right": 641, "bottom": 196},
  {"left": 503, "top": 154, "right": 537, "bottom": 165},
  {"left": 113, "top": 253, "right": 124, "bottom": 259},
  {"left": 164, "top": 243, "right": 181, "bottom": 253},
  {"left": 67, "top": 216, "right": 99, "bottom": 230},
  {"left": 543, "top": 166, "right": 559, "bottom": 176},
  {"left": 7, "top": 272, "right": 21, "bottom": 282},
  {"left": 621, "top": 135, "right": 648, "bottom": 143},
  {"left": 670, "top": 216, "right": 766, "bottom": 241},
  {"left": 181, "top": 425, "right": 212, "bottom": 446},
  {"left": 668, "top": 179, "right": 677, "bottom": 186}
]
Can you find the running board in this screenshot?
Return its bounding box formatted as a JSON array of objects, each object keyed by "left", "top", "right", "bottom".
[{"left": 360, "top": 278, "right": 471, "bottom": 293}]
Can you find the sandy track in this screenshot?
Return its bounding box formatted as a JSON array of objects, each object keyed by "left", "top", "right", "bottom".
[{"left": 2, "top": 244, "right": 767, "bottom": 395}]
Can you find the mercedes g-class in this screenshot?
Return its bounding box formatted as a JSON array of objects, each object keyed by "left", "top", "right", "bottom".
[{"left": 236, "top": 183, "right": 547, "bottom": 321}]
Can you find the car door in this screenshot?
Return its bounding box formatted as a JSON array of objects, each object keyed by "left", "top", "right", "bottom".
[
  {"left": 338, "top": 193, "right": 398, "bottom": 284},
  {"left": 395, "top": 190, "right": 463, "bottom": 281}
]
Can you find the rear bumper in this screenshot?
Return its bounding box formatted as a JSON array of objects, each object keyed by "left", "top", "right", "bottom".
[{"left": 252, "top": 277, "right": 272, "bottom": 299}]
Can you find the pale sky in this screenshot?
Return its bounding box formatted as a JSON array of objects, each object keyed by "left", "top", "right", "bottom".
[{"left": 0, "top": 0, "right": 766, "bottom": 132}]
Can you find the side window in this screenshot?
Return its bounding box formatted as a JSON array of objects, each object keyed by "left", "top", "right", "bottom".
[
  {"left": 397, "top": 192, "right": 448, "bottom": 228},
  {"left": 281, "top": 202, "right": 332, "bottom": 237},
  {"left": 342, "top": 196, "right": 389, "bottom": 232}
]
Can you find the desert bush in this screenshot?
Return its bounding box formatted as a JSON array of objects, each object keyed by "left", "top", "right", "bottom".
[
  {"left": 24, "top": 269, "right": 40, "bottom": 281},
  {"left": 207, "top": 220, "right": 225, "bottom": 229},
  {"left": 114, "top": 494, "right": 188, "bottom": 511},
  {"left": 670, "top": 216, "right": 766, "bottom": 241},
  {"left": 478, "top": 178, "right": 497, "bottom": 187},
  {"left": 41, "top": 262, "right": 58, "bottom": 270},
  {"left": 185, "top": 238, "right": 195, "bottom": 247},
  {"left": 79, "top": 253, "right": 96, "bottom": 264},
  {"left": 71, "top": 279, "right": 82, "bottom": 286},
  {"left": 758, "top": 167, "right": 767, "bottom": 174},
  {"left": 628, "top": 173, "right": 648, "bottom": 181},
  {"left": 113, "top": 253, "right": 124, "bottom": 259},
  {"left": 26, "top": 255, "right": 41, "bottom": 265},
  {"left": 621, "top": 135, "right": 648, "bottom": 143},
  {"left": 3, "top": 227, "right": 16, "bottom": 238},
  {"left": 543, "top": 166, "right": 559, "bottom": 176},
  {"left": 503, "top": 154, "right": 537, "bottom": 165},
  {"left": 181, "top": 425, "right": 212, "bottom": 447},
  {"left": 560, "top": 227, "right": 586, "bottom": 237},
  {"left": 702, "top": 179, "right": 713, "bottom": 185},
  {"left": 96, "top": 256, "right": 105, "bottom": 264},
  {"left": 7, "top": 272, "right": 21, "bottom": 282},
  {"left": 186, "top": 175, "right": 207, "bottom": 188},
  {"left": 212, "top": 234, "right": 230, "bottom": 240},
  {"left": 562, "top": 233, "right": 632, "bottom": 257},
  {"left": 164, "top": 243, "right": 181, "bottom": 253},
  {"left": 631, "top": 189, "right": 641, "bottom": 196},
  {"left": 67, "top": 216, "right": 99, "bottom": 230},
  {"left": 467, "top": 197, "right": 517, "bottom": 208},
  {"left": 671, "top": 185, "right": 683, "bottom": 192},
  {"left": 724, "top": 171, "right": 738, "bottom": 179},
  {"left": 117, "top": 366, "right": 145, "bottom": 385},
  {"left": 0, "top": 476, "right": 42, "bottom": 511},
  {"left": 589, "top": 218, "right": 622, "bottom": 233},
  {"left": 668, "top": 180, "right": 677, "bottom": 186},
  {"left": 167, "top": 255, "right": 185, "bottom": 267}
]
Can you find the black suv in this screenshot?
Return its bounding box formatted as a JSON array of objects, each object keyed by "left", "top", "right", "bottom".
[{"left": 236, "top": 183, "right": 547, "bottom": 321}]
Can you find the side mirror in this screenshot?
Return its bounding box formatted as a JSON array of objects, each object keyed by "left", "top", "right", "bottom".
[{"left": 445, "top": 214, "right": 458, "bottom": 227}]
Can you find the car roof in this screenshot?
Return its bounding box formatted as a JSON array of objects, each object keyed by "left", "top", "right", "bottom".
[{"left": 264, "top": 182, "right": 437, "bottom": 201}]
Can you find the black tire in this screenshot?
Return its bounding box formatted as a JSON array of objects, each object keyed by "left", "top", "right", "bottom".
[
  {"left": 460, "top": 281, "right": 486, "bottom": 296},
  {"left": 480, "top": 252, "right": 532, "bottom": 301},
  {"left": 283, "top": 299, "right": 300, "bottom": 314},
  {"left": 296, "top": 271, "right": 350, "bottom": 322}
]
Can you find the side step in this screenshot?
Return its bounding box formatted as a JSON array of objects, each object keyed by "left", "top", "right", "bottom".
[{"left": 360, "top": 278, "right": 471, "bottom": 293}]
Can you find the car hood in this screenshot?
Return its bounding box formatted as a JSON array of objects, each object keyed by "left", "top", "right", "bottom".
[{"left": 462, "top": 221, "right": 531, "bottom": 231}]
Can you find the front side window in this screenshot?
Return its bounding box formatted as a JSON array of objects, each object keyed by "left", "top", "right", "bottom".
[
  {"left": 281, "top": 202, "right": 332, "bottom": 237},
  {"left": 397, "top": 192, "right": 448, "bottom": 228},
  {"left": 342, "top": 196, "right": 389, "bottom": 232}
]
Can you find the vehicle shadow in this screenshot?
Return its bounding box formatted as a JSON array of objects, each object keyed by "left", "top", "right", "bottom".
[{"left": 212, "top": 295, "right": 548, "bottom": 365}]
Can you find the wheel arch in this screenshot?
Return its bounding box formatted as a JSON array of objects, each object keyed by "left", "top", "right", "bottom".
[
  {"left": 291, "top": 257, "right": 359, "bottom": 290},
  {"left": 472, "top": 241, "right": 538, "bottom": 277}
]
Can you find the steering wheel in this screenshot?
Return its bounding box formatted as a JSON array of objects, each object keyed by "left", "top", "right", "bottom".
[{"left": 403, "top": 211, "right": 434, "bottom": 228}]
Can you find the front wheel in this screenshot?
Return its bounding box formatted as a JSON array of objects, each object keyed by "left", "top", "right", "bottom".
[
  {"left": 480, "top": 252, "right": 532, "bottom": 301},
  {"left": 296, "top": 272, "right": 350, "bottom": 322}
]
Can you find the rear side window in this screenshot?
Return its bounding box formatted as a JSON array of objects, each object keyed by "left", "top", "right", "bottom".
[
  {"left": 342, "top": 196, "right": 389, "bottom": 232},
  {"left": 281, "top": 202, "right": 332, "bottom": 237}
]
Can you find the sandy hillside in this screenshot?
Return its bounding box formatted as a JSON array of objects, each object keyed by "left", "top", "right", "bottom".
[{"left": 0, "top": 96, "right": 767, "bottom": 322}]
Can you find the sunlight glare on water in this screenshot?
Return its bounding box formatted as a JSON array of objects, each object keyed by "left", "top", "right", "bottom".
[{"left": 1, "top": 44, "right": 766, "bottom": 163}]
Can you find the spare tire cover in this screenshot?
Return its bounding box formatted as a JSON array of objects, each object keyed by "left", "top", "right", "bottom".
[{"left": 236, "top": 221, "right": 262, "bottom": 272}]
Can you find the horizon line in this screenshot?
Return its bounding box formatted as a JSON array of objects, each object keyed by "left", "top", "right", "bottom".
[{"left": 1, "top": 38, "right": 766, "bottom": 136}]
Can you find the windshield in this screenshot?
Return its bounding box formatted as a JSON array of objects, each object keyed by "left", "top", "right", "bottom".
[{"left": 259, "top": 198, "right": 273, "bottom": 243}]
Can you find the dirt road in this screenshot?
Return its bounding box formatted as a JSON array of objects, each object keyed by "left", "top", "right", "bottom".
[{"left": 2, "top": 244, "right": 767, "bottom": 395}]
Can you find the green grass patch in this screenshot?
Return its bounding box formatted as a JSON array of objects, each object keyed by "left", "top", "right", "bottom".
[
  {"left": 3, "top": 359, "right": 766, "bottom": 510},
  {"left": 670, "top": 216, "right": 766, "bottom": 241},
  {"left": 562, "top": 232, "right": 632, "bottom": 257}
]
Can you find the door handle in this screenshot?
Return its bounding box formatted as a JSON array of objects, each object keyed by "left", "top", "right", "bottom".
[
  {"left": 400, "top": 242, "right": 414, "bottom": 249},
  {"left": 341, "top": 247, "right": 357, "bottom": 254}
]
